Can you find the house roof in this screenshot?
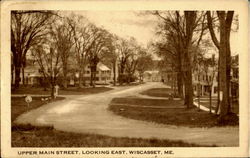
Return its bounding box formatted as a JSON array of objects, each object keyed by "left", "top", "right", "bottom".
[
  {"left": 29, "top": 72, "right": 42, "bottom": 77},
  {"left": 144, "top": 70, "right": 159, "bottom": 74},
  {"left": 98, "top": 63, "right": 110, "bottom": 71}
]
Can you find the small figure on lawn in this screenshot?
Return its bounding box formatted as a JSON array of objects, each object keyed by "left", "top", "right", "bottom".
[
  {"left": 25, "top": 95, "right": 32, "bottom": 109},
  {"left": 54, "top": 85, "right": 59, "bottom": 98}
]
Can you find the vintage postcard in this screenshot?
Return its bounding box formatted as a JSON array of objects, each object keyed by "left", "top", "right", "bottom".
[{"left": 1, "top": 0, "right": 249, "bottom": 157}]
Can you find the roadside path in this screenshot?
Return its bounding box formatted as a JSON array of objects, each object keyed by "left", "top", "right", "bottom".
[{"left": 15, "top": 82, "right": 239, "bottom": 146}]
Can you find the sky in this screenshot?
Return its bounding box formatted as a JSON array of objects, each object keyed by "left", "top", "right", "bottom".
[
  {"left": 76, "top": 11, "right": 158, "bottom": 47},
  {"left": 67, "top": 11, "right": 239, "bottom": 56}
]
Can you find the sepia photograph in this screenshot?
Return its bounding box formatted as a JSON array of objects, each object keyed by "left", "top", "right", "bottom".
[{"left": 1, "top": 0, "right": 249, "bottom": 157}]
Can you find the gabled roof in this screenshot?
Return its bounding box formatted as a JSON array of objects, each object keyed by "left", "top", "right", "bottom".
[{"left": 97, "top": 63, "right": 110, "bottom": 71}]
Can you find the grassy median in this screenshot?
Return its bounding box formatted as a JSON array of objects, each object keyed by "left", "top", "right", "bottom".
[
  {"left": 11, "top": 91, "right": 207, "bottom": 147},
  {"left": 109, "top": 97, "right": 221, "bottom": 128},
  {"left": 140, "top": 88, "right": 172, "bottom": 98}
]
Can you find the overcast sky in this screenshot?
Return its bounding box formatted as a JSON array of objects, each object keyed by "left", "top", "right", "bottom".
[
  {"left": 76, "top": 11, "right": 158, "bottom": 47},
  {"left": 70, "top": 11, "right": 238, "bottom": 56}
]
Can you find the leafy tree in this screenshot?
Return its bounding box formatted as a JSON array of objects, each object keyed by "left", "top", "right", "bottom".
[
  {"left": 11, "top": 11, "right": 56, "bottom": 88},
  {"left": 70, "top": 15, "right": 92, "bottom": 87},
  {"left": 136, "top": 51, "right": 153, "bottom": 82},
  {"left": 50, "top": 16, "right": 75, "bottom": 89},
  {"left": 116, "top": 38, "right": 133, "bottom": 84},
  {"left": 101, "top": 34, "right": 119, "bottom": 86},
  {"left": 31, "top": 43, "right": 61, "bottom": 99},
  {"left": 152, "top": 11, "right": 207, "bottom": 107},
  {"left": 87, "top": 27, "right": 112, "bottom": 87}
]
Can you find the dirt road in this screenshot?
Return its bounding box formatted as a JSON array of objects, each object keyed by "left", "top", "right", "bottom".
[{"left": 15, "top": 82, "right": 239, "bottom": 146}]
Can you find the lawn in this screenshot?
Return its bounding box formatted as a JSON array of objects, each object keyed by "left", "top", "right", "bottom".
[
  {"left": 140, "top": 88, "right": 172, "bottom": 98},
  {"left": 11, "top": 86, "right": 113, "bottom": 95},
  {"left": 109, "top": 97, "right": 222, "bottom": 128},
  {"left": 11, "top": 124, "right": 211, "bottom": 147},
  {"left": 194, "top": 97, "right": 239, "bottom": 114},
  {"left": 11, "top": 96, "right": 65, "bottom": 122},
  {"left": 11, "top": 91, "right": 207, "bottom": 147}
]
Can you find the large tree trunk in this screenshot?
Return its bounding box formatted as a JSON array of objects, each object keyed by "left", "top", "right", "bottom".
[
  {"left": 113, "top": 61, "right": 116, "bottom": 86},
  {"left": 209, "top": 86, "right": 212, "bottom": 113},
  {"left": 184, "top": 69, "right": 194, "bottom": 108},
  {"left": 207, "top": 11, "right": 234, "bottom": 118},
  {"left": 90, "top": 67, "right": 94, "bottom": 87},
  {"left": 22, "top": 65, "right": 25, "bottom": 86},
  {"left": 215, "top": 58, "right": 220, "bottom": 114},
  {"left": 119, "top": 64, "right": 124, "bottom": 85},
  {"left": 226, "top": 29, "right": 232, "bottom": 113},
  {"left": 217, "top": 11, "right": 234, "bottom": 118},
  {"left": 62, "top": 65, "right": 68, "bottom": 89},
  {"left": 51, "top": 81, "right": 55, "bottom": 99},
  {"left": 11, "top": 66, "right": 14, "bottom": 85},
  {"left": 177, "top": 49, "right": 183, "bottom": 98},
  {"left": 79, "top": 69, "right": 83, "bottom": 88},
  {"left": 177, "top": 72, "right": 183, "bottom": 98},
  {"left": 90, "top": 64, "right": 97, "bottom": 88},
  {"left": 14, "top": 66, "right": 21, "bottom": 88},
  {"left": 182, "top": 11, "right": 196, "bottom": 108}
]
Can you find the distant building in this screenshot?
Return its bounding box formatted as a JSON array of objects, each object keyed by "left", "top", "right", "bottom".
[
  {"left": 230, "top": 54, "right": 239, "bottom": 102},
  {"left": 11, "top": 60, "right": 42, "bottom": 85},
  {"left": 12, "top": 60, "right": 112, "bottom": 86},
  {"left": 192, "top": 68, "right": 218, "bottom": 97},
  {"left": 74, "top": 62, "right": 112, "bottom": 85},
  {"left": 143, "top": 71, "right": 161, "bottom": 82}
]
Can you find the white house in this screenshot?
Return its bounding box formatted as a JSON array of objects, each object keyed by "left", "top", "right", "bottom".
[
  {"left": 13, "top": 61, "right": 112, "bottom": 86},
  {"left": 81, "top": 62, "right": 112, "bottom": 85},
  {"left": 192, "top": 67, "right": 218, "bottom": 97}
]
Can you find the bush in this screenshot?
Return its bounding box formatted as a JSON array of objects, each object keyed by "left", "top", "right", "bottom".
[
  {"left": 217, "top": 112, "right": 239, "bottom": 126},
  {"left": 118, "top": 74, "right": 137, "bottom": 84}
]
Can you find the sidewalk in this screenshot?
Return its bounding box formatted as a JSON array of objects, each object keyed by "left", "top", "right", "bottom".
[{"left": 193, "top": 98, "right": 216, "bottom": 113}]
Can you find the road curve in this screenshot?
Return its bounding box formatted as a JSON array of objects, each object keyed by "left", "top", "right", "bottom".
[{"left": 14, "top": 82, "right": 239, "bottom": 147}]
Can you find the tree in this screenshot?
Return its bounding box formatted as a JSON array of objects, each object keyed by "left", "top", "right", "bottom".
[
  {"left": 152, "top": 11, "right": 207, "bottom": 108},
  {"left": 31, "top": 43, "right": 61, "bottom": 99},
  {"left": 151, "top": 36, "right": 180, "bottom": 96},
  {"left": 50, "top": 16, "right": 75, "bottom": 89},
  {"left": 207, "top": 11, "right": 234, "bottom": 118},
  {"left": 70, "top": 15, "right": 92, "bottom": 87},
  {"left": 136, "top": 51, "right": 153, "bottom": 82},
  {"left": 101, "top": 34, "right": 118, "bottom": 86},
  {"left": 125, "top": 42, "right": 141, "bottom": 83},
  {"left": 11, "top": 11, "right": 56, "bottom": 88},
  {"left": 87, "top": 27, "right": 112, "bottom": 87},
  {"left": 117, "top": 38, "right": 133, "bottom": 84}
]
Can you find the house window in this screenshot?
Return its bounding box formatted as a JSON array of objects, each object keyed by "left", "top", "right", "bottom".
[
  {"left": 214, "top": 86, "right": 217, "bottom": 94},
  {"left": 84, "top": 77, "right": 90, "bottom": 80}
]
